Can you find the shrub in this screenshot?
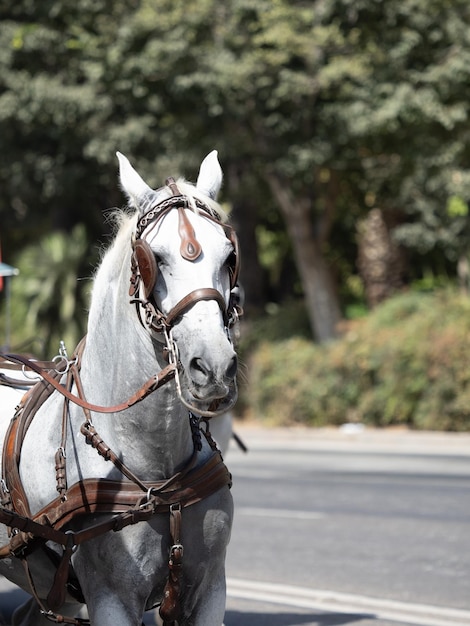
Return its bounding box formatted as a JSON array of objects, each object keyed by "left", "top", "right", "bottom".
[{"left": 241, "top": 289, "right": 470, "bottom": 431}]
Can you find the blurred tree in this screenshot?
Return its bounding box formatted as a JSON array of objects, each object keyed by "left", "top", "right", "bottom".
[
  {"left": 327, "top": 0, "right": 470, "bottom": 286},
  {"left": 0, "top": 1, "right": 131, "bottom": 252},
  {"left": 2, "top": 0, "right": 470, "bottom": 346},
  {"left": 12, "top": 225, "right": 92, "bottom": 357},
  {"left": 357, "top": 209, "right": 406, "bottom": 307},
  {"left": 104, "top": 0, "right": 347, "bottom": 340}
]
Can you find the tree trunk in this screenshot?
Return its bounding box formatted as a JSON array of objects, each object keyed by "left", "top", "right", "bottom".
[
  {"left": 265, "top": 173, "right": 341, "bottom": 343},
  {"left": 226, "top": 163, "right": 266, "bottom": 315},
  {"left": 357, "top": 208, "right": 406, "bottom": 307}
]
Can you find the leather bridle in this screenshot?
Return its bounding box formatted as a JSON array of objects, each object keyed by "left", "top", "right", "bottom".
[
  {"left": 129, "top": 178, "right": 242, "bottom": 418},
  {"left": 129, "top": 177, "right": 241, "bottom": 336}
]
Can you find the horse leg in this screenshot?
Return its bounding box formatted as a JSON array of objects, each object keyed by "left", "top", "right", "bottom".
[
  {"left": 73, "top": 559, "right": 153, "bottom": 625},
  {"left": 179, "top": 565, "right": 227, "bottom": 626}
]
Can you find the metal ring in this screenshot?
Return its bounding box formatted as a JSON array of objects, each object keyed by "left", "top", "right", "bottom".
[
  {"left": 21, "top": 364, "right": 41, "bottom": 381},
  {"left": 52, "top": 355, "right": 70, "bottom": 375},
  {"left": 139, "top": 488, "right": 154, "bottom": 509}
]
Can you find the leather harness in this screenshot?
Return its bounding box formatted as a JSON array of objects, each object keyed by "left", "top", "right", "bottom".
[
  {"left": 0, "top": 180, "right": 240, "bottom": 625},
  {"left": 0, "top": 343, "right": 231, "bottom": 625}
]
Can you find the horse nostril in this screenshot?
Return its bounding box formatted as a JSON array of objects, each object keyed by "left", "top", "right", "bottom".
[
  {"left": 189, "top": 355, "right": 237, "bottom": 387},
  {"left": 225, "top": 355, "right": 238, "bottom": 382},
  {"left": 190, "top": 357, "right": 210, "bottom": 383}
]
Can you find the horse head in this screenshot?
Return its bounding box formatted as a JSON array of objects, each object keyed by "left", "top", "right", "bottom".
[{"left": 117, "top": 151, "right": 240, "bottom": 417}]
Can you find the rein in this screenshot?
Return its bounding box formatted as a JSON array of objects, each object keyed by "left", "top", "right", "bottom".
[{"left": 1, "top": 350, "right": 176, "bottom": 414}]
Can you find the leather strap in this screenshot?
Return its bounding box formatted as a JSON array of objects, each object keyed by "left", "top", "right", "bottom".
[
  {"left": 165, "top": 288, "right": 227, "bottom": 327},
  {"left": 0, "top": 356, "right": 59, "bottom": 371},
  {"left": 2, "top": 375, "right": 63, "bottom": 522},
  {"left": 0, "top": 373, "right": 36, "bottom": 388},
  {"left": 0, "top": 449, "right": 230, "bottom": 549},
  {"left": 1, "top": 353, "right": 176, "bottom": 414},
  {"left": 177, "top": 206, "right": 202, "bottom": 261},
  {"left": 0, "top": 447, "right": 231, "bottom": 614},
  {"left": 2, "top": 416, "right": 32, "bottom": 520},
  {"left": 48, "top": 533, "right": 75, "bottom": 610},
  {"left": 79, "top": 420, "right": 197, "bottom": 494},
  {"left": 159, "top": 503, "right": 183, "bottom": 623},
  {"left": 0, "top": 355, "right": 64, "bottom": 389}
]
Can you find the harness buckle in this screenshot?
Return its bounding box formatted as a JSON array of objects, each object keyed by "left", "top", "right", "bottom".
[
  {"left": 21, "top": 364, "right": 41, "bottom": 382},
  {"left": 169, "top": 543, "right": 184, "bottom": 567},
  {"left": 64, "top": 530, "right": 78, "bottom": 554}
]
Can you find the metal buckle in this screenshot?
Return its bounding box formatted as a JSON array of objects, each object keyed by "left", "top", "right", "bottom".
[
  {"left": 141, "top": 488, "right": 153, "bottom": 507},
  {"left": 170, "top": 543, "right": 184, "bottom": 560},
  {"left": 64, "top": 530, "right": 78, "bottom": 554},
  {"left": 52, "top": 341, "right": 73, "bottom": 375}
]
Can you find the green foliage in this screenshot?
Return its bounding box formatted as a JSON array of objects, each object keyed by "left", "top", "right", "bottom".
[
  {"left": 1, "top": 2, "right": 470, "bottom": 420},
  {"left": 244, "top": 289, "right": 470, "bottom": 431},
  {"left": 329, "top": 0, "right": 470, "bottom": 266},
  {"left": 2, "top": 0, "right": 470, "bottom": 344},
  {"left": 9, "top": 226, "right": 94, "bottom": 357},
  {"left": 240, "top": 299, "right": 311, "bottom": 348}
]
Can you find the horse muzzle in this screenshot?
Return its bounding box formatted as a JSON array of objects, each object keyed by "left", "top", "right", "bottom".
[
  {"left": 177, "top": 356, "right": 238, "bottom": 417},
  {"left": 187, "top": 352, "right": 237, "bottom": 402}
]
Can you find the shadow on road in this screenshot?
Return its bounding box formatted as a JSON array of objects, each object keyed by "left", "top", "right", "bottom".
[{"left": 224, "top": 609, "right": 374, "bottom": 626}]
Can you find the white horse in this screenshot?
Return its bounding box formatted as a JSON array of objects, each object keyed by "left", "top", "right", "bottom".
[{"left": 0, "top": 150, "right": 239, "bottom": 625}]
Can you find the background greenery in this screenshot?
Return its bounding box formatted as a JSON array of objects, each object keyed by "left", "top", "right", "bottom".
[
  {"left": 1, "top": 1, "right": 470, "bottom": 429},
  {"left": 241, "top": 289, "right": 470, "bottom": 431}
]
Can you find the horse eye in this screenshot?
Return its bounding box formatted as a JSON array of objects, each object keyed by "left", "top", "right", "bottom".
[
  {"left": 224, "top": 251, "right": 236, "bottom": 272},
  {"left": 154, "top": 253, "right": 166, "bottom": 268},
  {"left": 223, "top": 253, "right": 237, "bottom": 289}
]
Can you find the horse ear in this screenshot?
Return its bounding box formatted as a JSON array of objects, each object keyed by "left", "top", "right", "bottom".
[
  {"left": 116, "top": 152, "right": 155, "bottom": 210},
  {"left": 196, "top": 150, "right": 223, "bottom": 200}
]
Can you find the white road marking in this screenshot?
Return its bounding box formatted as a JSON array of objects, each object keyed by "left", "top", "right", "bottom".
[
  {"left": 236, "top": 507, "right": 325, "bottom": 520},
  {"left": 226, "top": 578, "right": 470, "bottom": 626}
]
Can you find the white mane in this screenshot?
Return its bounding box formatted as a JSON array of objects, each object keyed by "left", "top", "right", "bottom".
[{"left": 93, "top": 210, "right": 138, "bottom": 289}]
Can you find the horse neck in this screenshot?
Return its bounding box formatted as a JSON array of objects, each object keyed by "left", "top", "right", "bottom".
[{"left": 78, "top": 241, "right": 194, "bottom": 480}]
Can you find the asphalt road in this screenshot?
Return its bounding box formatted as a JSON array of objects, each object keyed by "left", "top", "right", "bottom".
[
  {"left": 224, "top": 425, "right": 470, "bottom": 626},
  {"left": 1, "top": 425, "right": 470, "bottom": 626}
]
